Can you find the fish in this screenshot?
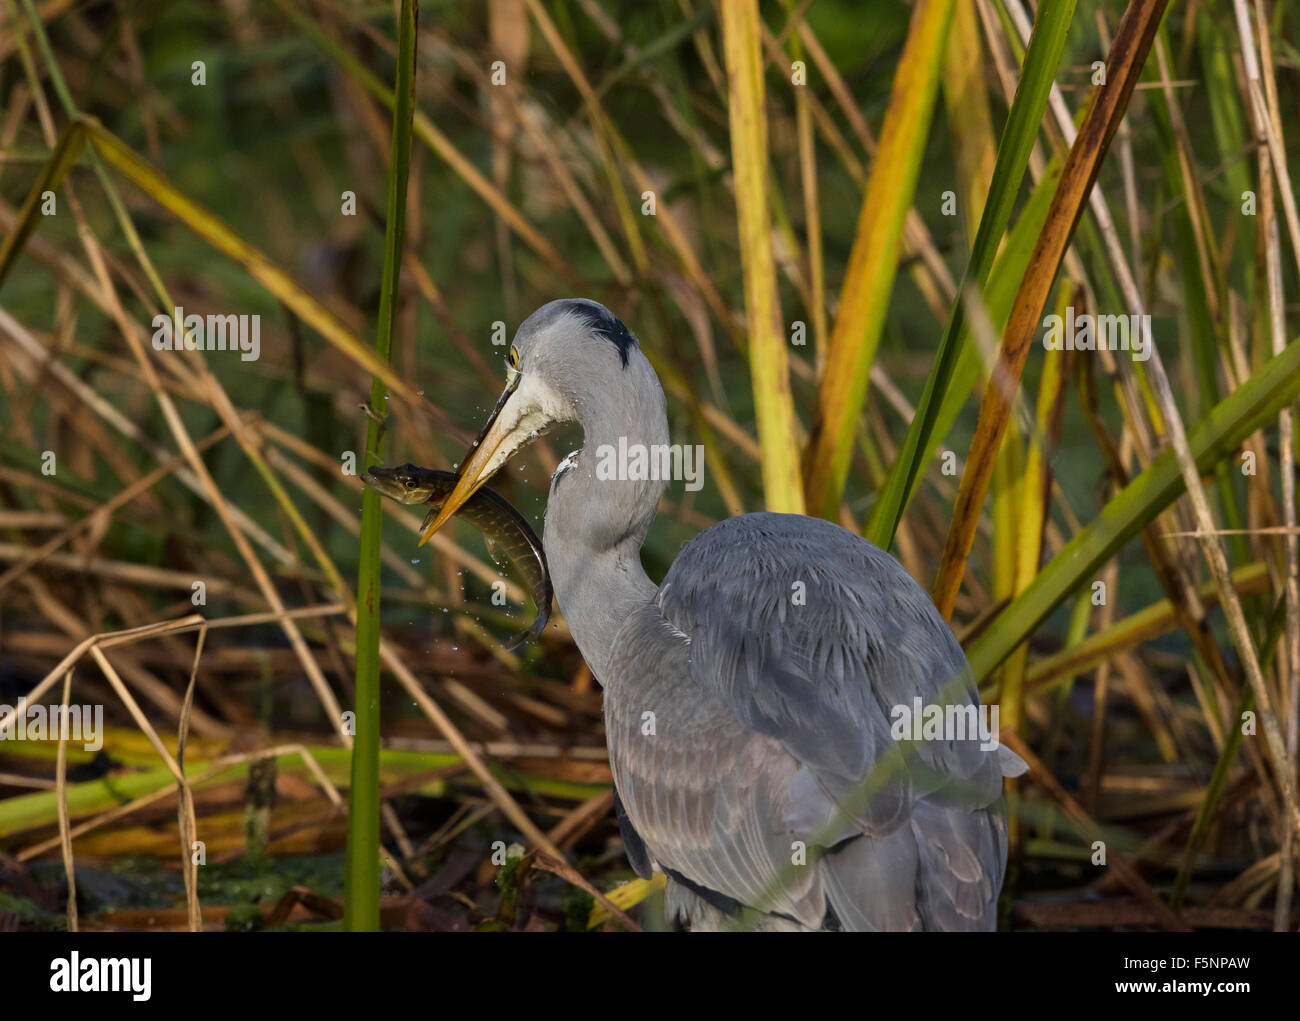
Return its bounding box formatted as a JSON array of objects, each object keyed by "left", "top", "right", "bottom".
[{"left": 362, "top": 463, "right": 552, "bottom": 650}]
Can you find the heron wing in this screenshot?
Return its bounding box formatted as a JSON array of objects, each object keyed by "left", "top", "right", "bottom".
[
  {"left": 648, "top": 512, "right": 1014, "bottom": 929},
  {"left": 604, "top": 603, "right": 827, "bottom": 927},
  {"left": 612, "top": 789, "right": 653, "bottom": 880}
]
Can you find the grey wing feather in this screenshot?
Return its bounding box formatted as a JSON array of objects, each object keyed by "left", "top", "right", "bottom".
[
  {"left": 910, "top": 799, "right": 1007, "bottom": 929},
  {"left": 644, "top": 512, "right": 1015, "bottom": 930},
  {"left": 613, "top": 789, "right": 653, "bottom": 880},
  {"left": 605, "top": 604, "right": 826, "bottom": 928},
  {"left": 819, "top": 826, "right": 921, "bottom": 931}
]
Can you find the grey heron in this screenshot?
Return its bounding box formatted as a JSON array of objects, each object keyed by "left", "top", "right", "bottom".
[{"left": 420, "top": 298, "right": 1027, "bottom": 931}]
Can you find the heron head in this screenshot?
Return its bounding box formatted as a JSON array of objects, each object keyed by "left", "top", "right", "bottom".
[{"left": 418, "top": 298, "right": 638, "bottom": 545}]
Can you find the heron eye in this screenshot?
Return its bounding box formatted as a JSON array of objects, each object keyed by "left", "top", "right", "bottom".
[{"left": 507, "top": 346, "right": 520, "bottom": 370}]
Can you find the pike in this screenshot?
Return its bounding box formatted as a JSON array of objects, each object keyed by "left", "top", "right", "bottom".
[{"left": 362, "top": 464, "right": 552, "bottom": 649}]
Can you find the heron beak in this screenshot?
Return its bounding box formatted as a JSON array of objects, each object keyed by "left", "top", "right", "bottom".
[{"left": 418, "top": 378, "right": 519, "bottom": 546}]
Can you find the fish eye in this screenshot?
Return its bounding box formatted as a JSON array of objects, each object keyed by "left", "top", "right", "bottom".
[{"left": 404, "top": 479, "right": 416, "bottom": 490}]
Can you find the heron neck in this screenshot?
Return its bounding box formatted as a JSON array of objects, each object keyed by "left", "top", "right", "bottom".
[{"left": 542, "top": 355, "right": 668, "bottom": 681}]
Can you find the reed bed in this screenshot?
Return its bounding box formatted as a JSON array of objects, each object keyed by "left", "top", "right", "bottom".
[{"left": 0, "top": 0, "right": 1297, "bottom": 932}]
